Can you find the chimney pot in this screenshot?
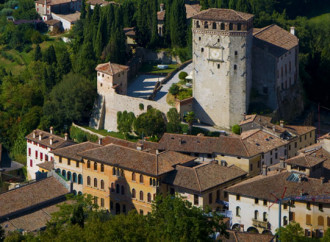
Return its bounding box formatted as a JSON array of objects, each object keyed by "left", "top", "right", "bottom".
[
  {"left": 272, "top": 126, "right": 276, "bottom": 132},
  {"left": 280, "top": 157, "right": 285, "bottom": 168},
  {"left": 262, "top": 165, "right": 267, "bottom": 176},
  {"left": 50, "top": 136, "right": 53, "bottom": 145},
  {"left": 98, "top": 138, "right": 102, "bottom": 145},
  {"left": 64, "top": 133, "right": 68, "bottom": 141},
  {"left": 290, "top": 26, "right": 295, "bottom": 36},
  {"left": 137, "top": 142, "right": 143, "bottom": 151},
  {"left": 50, "top": 126, "right": 54, "bottom": 134},
  {"left": 280, "top": 120, "right": 284, "bottom": 128},
  {"left": 33, "top": 130, "right": 37, "bottom": 139},
  {"left": 39, "top": 132, "right": 43, "bottom": 141}
]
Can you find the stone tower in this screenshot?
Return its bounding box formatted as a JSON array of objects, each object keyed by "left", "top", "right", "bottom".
[{"left": 192, "top": 9, "right": 254, "bottom": 129}]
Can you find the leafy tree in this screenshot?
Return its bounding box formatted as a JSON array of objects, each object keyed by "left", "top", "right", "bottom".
[
  {"left": 228, "top": 0, "right": 236, "bottom": 9},
  {"left": 134, "top": 108, "right": 166, "bottom": 137},
  {"left": 34, "top": 44, "right": 42, "bottom": 61},
  {"left": 70, "top": 204, "right": 85, "bottom": 228},
  {"left": 179, "top": 71, "right": 188, "bottom": 80},
  {"left": 321, "top": 228, "right": 330, "bottom": 242},
  {"left": 57, "top": 47, "right": 72, "bottom": 78},
  {"left": 276, "top": 222, "right": 305, "bottom": 242},
  {"left": 231, "top": 124, "right": 241, "bottom": 134},
  {"left": 184, "top": 111, "right": 195, "bottom": 133},
  {"left": 166, "top": 108, "right": 181, "bottom": 133},
  {"left": 43, "top": 45, "right": 57, "bottom": 65},
  {"left": 169, "top": 0, "right": 187, "bottom": 47},
  {"left": 169, "top": 83, "right": 179, "bottom": 96},
  {"left": 139, "top": 103, "right": 144, "bottom": 111},
  {"left": 30, "top": 31, "right": 42, "bottom": 44},
  {"left": 117, "top": 111, "right": 136, "bottom": 139}
]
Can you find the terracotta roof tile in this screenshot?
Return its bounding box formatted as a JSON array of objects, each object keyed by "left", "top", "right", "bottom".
[
  {"left": 286, "top": 153, "right": 325, "bottom": 168},
  {"left": 78, "top": 144, "right": 195, "bottom": 176},
  {"left": 164, "top": 163, "right": 246, "bottom": 192},
  {"left": 25, "top": 129, "right": 75, "bottom": 150},
  {"left": 37, "top": 160, "right": 54, "bottom": 171},
  {"left": 192, "top": 8, "right": 254, "bottom": 21},
  {"left": 221, "top": 230, "right": 275, "bottom": 242},
  {"left": 0, "top": 177, "right": 69, "bottom": 219},
  {"left": 35, "top": 0, "right": 78, "bottom": 6},
  {"left": 95, "top": 62, "right": 129, "bottom": 76},
  {"left": 52, "top": 142, "right": 102, "bottom": 161}
]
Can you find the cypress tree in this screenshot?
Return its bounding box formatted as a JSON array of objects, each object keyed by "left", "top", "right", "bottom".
[
  {"left": 170, "top": 0, "right": 187, "bottom": 47},
  {"left": 163, "top": 0, "right": 172, "bottom": 46},
  {"left": 105, "top": 4, "right": 115, "bottom": 44},
  {"left": 149, "top": 0, "right": 159, "bottom": 48},
  {"left": 135, "top": 0, "right": 150, "bottom": 47},
  {"left": 34, "top": 44, "right": 42, "bottom": 61},
  {"left": 94, "top": 20, "right": 104, "bottom": 59},
  {"left": 57, "top": 48, "right": 71, "bottom": 76},
  {"left": 228, "top": 0, "right": 236, "bottom": 9},
  {"left": 43, "top": 45, "right": 56, "bottom": 65},
  {"left": 236, "top": 0, "right": 249, "bottom": 12},
  {"left": 80, "top": 0, "right": 86, "bottom": 19}
]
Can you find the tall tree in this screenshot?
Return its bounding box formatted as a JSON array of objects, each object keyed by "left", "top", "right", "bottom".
[
  {"left": 170, "top": 0, "right": 187, "bottom": 47},
  {"left": 34, "top": 44, "right": 42, "bottom": 61},
  {"left": 135, "top": 0, "right": 150, "bottom": 47},
  {"left": 80, "top": 0, "right": 86, "bottom": 19},
  {"left": 43, "top": 45, "right": 57, "bottom": 65}
]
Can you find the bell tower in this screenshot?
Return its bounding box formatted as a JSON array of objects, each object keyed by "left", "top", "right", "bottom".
[{"left": 192, "top": 9, "right": 254, "bottom": 129}]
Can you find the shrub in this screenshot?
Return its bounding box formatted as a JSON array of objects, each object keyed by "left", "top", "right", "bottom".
[
  {"left": 179, "top": 71, "right": 188, "bottom": 80},
  {"left": 31, "top": 31, "right": 42, "bottom": 44},
  {"left": 177, "top": 88, "right": 192, "bottom": 100},
  {"left": 23, "top": 45, "right": 32, "bottom": 53},
  {"left": 169, "top": 83, "right": 179, "bottom": 96},
  {"left": 232, "top": 124, "right": 241, "bottom": 135},
  {"left": 139, "top": 103, "right": 144, "bottom": 111}
]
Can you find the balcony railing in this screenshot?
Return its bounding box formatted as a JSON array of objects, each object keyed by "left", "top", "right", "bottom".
[{"left": 252, "top": 219, "right": 270, "bottom": 229}]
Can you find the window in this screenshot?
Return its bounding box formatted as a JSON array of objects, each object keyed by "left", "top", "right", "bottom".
[
  {"left": 307, "top": 202, "right": 311, "bottom": 210},
  {"left": 283, "top": 203, "right": 288, "bottom": 209},
  {"left": 229, "top": 23, "right": 233, "bottom": 30},
  {"left": 28, "top": 148, "right": 31, "bottom": 156},
  {"left": 100, "top": 198, "right": 104, "bottom": 207},
  {"left": 116, "top": 203, "right": 120, "bottom": 214},
  {"left": 121, "top": 185, "right": 125, "bottom": 195},
  {"left": 254, "top": 210, "right": 259, "bottom": 219},
  {"left": 220, "top": 23, "right": 225, "bottom": 30},
  {"left": 140, "top": 191, "right": 144, "bottom": 201},
  {"left": 101, "top": 164, "right": 104, "bottom": 172},
  {"left": 132, "top": 188, "right": 136, "bottom": 198},
  {"left": 94, "top": 196, "right": 98, "bottom": 205},
  {"left": 209, "top": 193, "right": 213, "bottom": 204},
  {"left": 217, "top": 64, "right": 220, "bottom": 69},
  {"left": 283, "top": 216, "right": 288, "bottom": 225},
  {"left": 216, "top": 190, "right": 220, "bottom": 201},
  {"left": 270, "top": 158, "right": 273, "bottom": 164},
  {"left": 122, "top": 205, "right": 126, "bottom": 214},
  {"left": 67, "top": 171, "right": 71, "bottom": 181},
  {"left": 35, "top": 151, "right": 38, "bottom": 159},
  {"left": 236, "top": 195, "right": 240, "bottom": 200},
  {"left": 199, "top": 36, "right": 201, "bottom": 41},
  {"left": 204, "top": 21, "right": 208, "bottom": 28},
  {"left": 150, "top": 178, "right": 152, "bottom": 186},
  {"left": 234, "top": 64, "right": 237, "bottom": 70},
  {"left": 170, "top": 187, "right": 175, "bottom": 195},
  {"left": 140, "top": 174, "right": 144, "bottom": 183},
  {"left": 94, "top": 162, "right": 97, "bottom": 170},
  {"left": 73, "top": 173, "right": 77, "bottom": 183},
  {"left": 76, "top": 161, "right": 79, "bottom": 168},
  {"left": 101, "top": 180, "right": 104, "bottom": 189},
  {"left": 111, "top": 183, "right": 115, "bottom": 192},
  {"left": 319, "top": 204, "right": 323, "bottom": 211},
  {"left": 116, "top": 168, "right": 120, "bottom": 176},
  {"left": 255, "top": 198, "right": 259, "bottom": 204},
  {"left": 45, "top": 154, "right": 48, "bottom": 161},
  {"left": 196, "top": 20, "right": 200, "bottom": 28},
  {"left": 112, "top": 167, "right": 116, "bottom": 175},
  {"left": 201, "top": 48, "right": 204, "bottom": 52},
  {"left": 153, "top": 179, "right": 156, "bottom": 186},
  {"left": 194, "top": 194, "right": 199, "bottom": 205},
  {"left": 147, "top": 193, "right": 151, "bottom": 203},
  {"left": 30, "top": 159, "right": 33, "bottom": 167},
  {"left": 62, "top": 170, "right": 66, "bottom": 177},
  {"left": 236, "top": 206, "right": 241, "bottom": 216},
  {"left": 94, "top": 178, "right": 97, "bottom": 187},
  {"left": 87, "top": 176, "right": 91, "bottom": 186},
  {"left": 132, "top": 172, "right": 136, "bottom": 181},
  {"left": 140, "top": 209, "right": 144, "bottom": 215},
  {"left": 306, "top": 214, "right": 311, "bottom": 225},
  {"left": 263, "top": 200, "right": 267, "bottom": 206},
  {"left": 327, "top": 217, "right": 330, "bottom": 226},
  {"left": 87, "top": 160, "right": 90, "bottom": 168},
  {"left": 237, "top": 23, "right": 241, "bottom": 30},
  {"left": 116, "top": 184, "right": 120, "bottom": 194},
  {"left": 235, "top": 51, "right": 238, "bottom": 56},
  {"left": 263, "top": 212, "right": 268, "bottom": 222},
  {"left": 110, "top": 201, "right": 113, "bottom": 210},
  {"left": 250, "top": 164, "right": 253, "bottom": 171},
  {"left": 78, "top": 174, "right": 83, "bottom": 184},
  {"left": 212, "top": 22, "right": 216, "bottom": 29}
]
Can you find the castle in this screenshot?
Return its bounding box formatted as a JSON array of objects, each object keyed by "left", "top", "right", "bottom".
[{"left": 91, "top": 8, "right": 303, "bottom": 131}]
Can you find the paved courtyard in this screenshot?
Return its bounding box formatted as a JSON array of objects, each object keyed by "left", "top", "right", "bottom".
[{"left": 127, "top": 75, "right": 164, "bottom": 99}]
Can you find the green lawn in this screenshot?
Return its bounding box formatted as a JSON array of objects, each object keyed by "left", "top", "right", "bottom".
[
  {"left": 83, "top": 126, "right": 140, "bottom": 142},
  {"left": 139, "top": 63, "right": 180, "bottom": 74}
]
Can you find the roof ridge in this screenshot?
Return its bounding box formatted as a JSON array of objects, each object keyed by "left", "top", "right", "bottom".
[
  {"left": 109, "top": 61, "right": 114, "bottom": 75},
  {"left": 194, "top": 168, "right": 202, "bottom": 192},
  {"left": 33, "top": 129, "right": 66, "bottom": 141},
  {"left": 254, "top": 24, "right": 274, "bottom": 36},
  {"left": 240, "top": 138, "right": 251, "bottom": 157}
]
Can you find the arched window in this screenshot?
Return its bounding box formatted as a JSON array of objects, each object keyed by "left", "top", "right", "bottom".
[
  {"left": 116, "top": 184, "right": 120, "bottom": 194},
  {"left": 78, "top": 174, "right": 83, "bottom": 184},
  {"left": 283, "top": 216, "right": 288, "bottom": 226},
  {"left": 318, "top": 216, "right": 324, "bottom": 226},
  {"left": 153, "top": 193, "right": 156, "bottom": 200},
  {"left": 153, "top": 179, "right": 156, "bottom": 186},
  {"left": 132, "top": 172, "right": 136, "bottom": 181},
  {"left": 254, "top": 210, "right": 259, "bottom": 219},
  {"left": 110, "top": 201, "right": 113, "bottom": 210},
  {"left": 116, "top": 203, "right": 120, "bottom": 214},
  {"left": 121, "top": 185, "right": 125, "bottom": 195},
  {"left": 87, "top": 160, "right": 90, "bottom": 168},
  {"left": 132, "top": 188, "right": 136, "bottom": 198},
  {"left": 112, "top": 167, "right": 116, "bottom": 175},
  {"left": 204, "top": 21, "right": 208, "bottom": 29},
  {"left": 101, "top": 180, "right": 104, "bottom": 189},
  {"left": 263, "top": 212, "right": 268, "bottom": 222},
  {"left": 237, "top": 23, "right": 242, "bottom": 30},
  {"left": 111, "top": 183, "right": 115, "bottom": 192},
  {"left": 94, "top": 178, "right": 97, "bottom": 187},
  {"left": 67, "top": 171, "right": 71, "bottom": 181},
  {"left": 150, "top": 178, "right": 152, "bottom": 186},
  {"left": 140, "top": 174, "right": 144, "bottom": 183},
  {"left": 140, "top": 191, "right": 144, "bottom": 201},
  {"left": 56, "top": 168, "right": 60, "bottom": 174},
  {"left": 62, "top": 170, "right": 66, "bottom": 177},
  {"left": 212, "top": 22, "right": 216, "bottom": 29},
  {"left": 236, "top": 206, "right": 241, "bottom": 216},
  {"left": 147, "top": 193, "right": 151, "bottom": 203},
  {"left": 94, "top": 162, "right": 97, "bottom": 170},
  {"left": 87, "top": 176, "right": 91, "bottom": 186},
  {"left": 229, "top": 23, "right": 233, "bottom": 30},
  {"left": 122, "top": 204, "right": 126, "bottom": 214},
  {"left": 73, "top": 173, "right": 77, "bottom": 183},
  {"left": 221, "top": 23, "right": 225, "bottom": 30},
  {"left": 101, "top": 164, "right": 104, "bottom": 172},
  {"left": 234, "top": 64, "right": 237, "bottom": 70},
  {"left": 196, "top": 20, "right": 200, "bottom": 28},
  {"left": 73, "top": 190, "right": 77, "bottom": 195},
  {"left": 78, "top": 191, "right": 82, "bottom": 195},
  {"left": 116, "top": 168, "right": 120, "bottom": 176}
]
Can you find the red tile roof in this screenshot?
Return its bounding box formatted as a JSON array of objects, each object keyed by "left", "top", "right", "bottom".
[
  {"left": 52, "top": 141, "right": 102, "bottom": 161},
  {"left": 192, "top": 8, "right": 254, "bottom": 21},
  {"left": 95, "top": 62, "right": 129, "bottom": 76}
]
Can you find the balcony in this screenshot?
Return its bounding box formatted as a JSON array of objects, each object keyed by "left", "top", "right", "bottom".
[{"left": 252, "top": 219, "right": 270, "bottom": 229}]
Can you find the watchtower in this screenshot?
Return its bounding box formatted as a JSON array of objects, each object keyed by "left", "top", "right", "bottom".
[{"left": 192, "top": 9, "right": 254, "bottom": 128}]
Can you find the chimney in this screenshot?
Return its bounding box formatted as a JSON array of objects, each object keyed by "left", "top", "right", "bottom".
[
  {"left": 272, "top": 126, "right": 276, "bottom": 132},
  {"left": 240, "top": 224, "right": 244, "bottom": 232},
  {"left": 160, "top": 3, "right": 164, "bottom": 12},
  {"left": 280, "top": 157, "right": 285, "bottom": 169},
  {"left": 39, "top": 132, "right": 43, "bottom": 141},
  {"left": 320, "top": 177, "right": 325, "bottom": 184},
  {"left": 243, "top": 112, "right": 246, "bottom": 121},
  {"left": 280, "top": 120, "right": 284, "bottom": 128},
  {"left": 137, "top": 141, "right": 143, "bottom": 151},
  {"left": 262, "top": 165, "right": 267, "bottom": 176},
  {"left": 290, "top": 27, "right": 295, "bottom": 36},
  {"left": 178, "top": 138, "right": 182, "bottom": 145},
  {"left": 50, "top": 136, "right": 53, "bottom": 145},
  {"left": 98, "top": 138, "right": 102, "bottom": 145},
  {"left": 33, "top": 130, "right": 37, "bottom": 139},
  {"left": 64, "top": 133, "right": 68, "bottom": 141},
  {"left": 50, "top": 126, "right": 53, "bottom": 134}
]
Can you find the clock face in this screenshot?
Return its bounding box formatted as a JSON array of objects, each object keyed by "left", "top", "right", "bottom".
[{"left": 210, "top": 49, "right": 220, "bottom": 59}]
